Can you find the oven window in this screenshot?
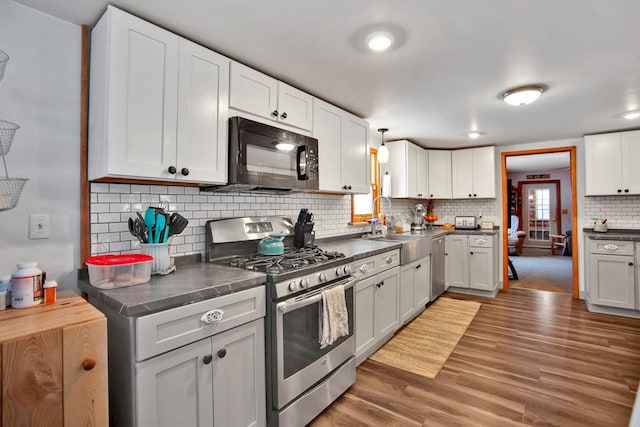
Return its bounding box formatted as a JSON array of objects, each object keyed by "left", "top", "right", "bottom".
[{"left": 282, "top": 287, "right": 354, "bottom": 379}]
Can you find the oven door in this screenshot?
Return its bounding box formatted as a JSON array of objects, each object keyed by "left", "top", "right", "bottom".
[
  {"left": 229, "top": 116, "right": 319, "bottom": 191},
  {"left": 274, "top": 276, "right": 356, "bottom": 409}
]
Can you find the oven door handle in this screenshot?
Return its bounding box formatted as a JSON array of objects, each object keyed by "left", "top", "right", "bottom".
[{"left": 277, "top": 276, "right": 357, "bottom": 313}]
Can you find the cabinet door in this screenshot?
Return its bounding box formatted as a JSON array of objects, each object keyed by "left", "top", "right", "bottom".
[
  {"left": 589, "top": 254, "right": 636, "bottom": 309},
  {"left": 176, "top": 40, "right": 229, "bottom": 184},
  {"left": 385, "top": 141, "right": 409, "bottom": 198},
  {"left": 585, "top": 133, "right": 623, "bottom": 195},
  {"left": 355, "top": 275, "right": 377, "bottom": 360},
  {"left": 229, "top": 62, "right": 278, "bottom": 120},
  {"left": 375, "top": 269, "right": 400, "bottom": 338},
  {"left": 341, "top": 114, "right": 370, "bottom": 194},
  {"left": 212, "top": 319, "right": 265, "bottom": 427},
  {"left": 2, "top": 330, "right": 63, "bottom": 427},
  {"left": 427, "top": 150, "right": 452, "bottom": 198},
  {"left": 413, "top": 257, "right": 431, "bottom": 309},
  {"left": 416, "top": 147, "right": 428, "bottom": 198},
  {"left": 314, "top": 99, "right": 343, "bottom": 192},
  {"left": 451, "top": 149, "right": 473, "bottom": 198},
  {"left": 406, "top": 142, "right": 420, "bottom": 197},
  {"left": 621, "top": 130, "right": 640, "bottom": 194},
  {"left": 63, "top": 318, "right": 109, "bottom": 427},
  {"left": 277, "top": 82, "right": 313, "bottom": 131},
  {"left": 446, "top": 235, "right": 469, "bottom": 288},
  {"left": 469, "top": 246, "right": 494, "bottom": 290},
  {"left": 96, "top": 7, "right": 180, "bottom": 180},
  {"left": 471, "top": 146, "right": 496, "bottom": 198},
  {"left": 136, "top": 339, "right": 214, "bottom": 427},
  {"left": 399, "top": 263, "right": 416, "bottom": 324}
]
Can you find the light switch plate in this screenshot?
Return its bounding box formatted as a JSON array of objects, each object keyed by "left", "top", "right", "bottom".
[{"left": 29, "top": 213, "right": 51, "bottom": 239}]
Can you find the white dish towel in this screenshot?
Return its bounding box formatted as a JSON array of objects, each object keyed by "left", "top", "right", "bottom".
[{"left": 319, "top": 284, "right": 349, "bottom": 349}]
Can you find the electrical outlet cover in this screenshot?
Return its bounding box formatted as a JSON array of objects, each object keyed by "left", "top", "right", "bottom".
[{"left": 29, "top": 213, "right": 50, "bottom": 239}]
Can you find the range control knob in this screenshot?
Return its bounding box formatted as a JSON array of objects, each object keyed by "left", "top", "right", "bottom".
[
  {"left": 335, "top": 266, "right": 345, "bottom": 276},
  {"left": 299, "top": 278, "right": 309, "bottom": 289},
  {"left": 318, "top": 272, "right": 328, "bottom": 283},
  {"left": 288, "top": 281, "right": 298, "bottom": 292},
  {"left": 359, "top": 264, "right": 369, "bottom": 273},
  {"left": 343, "top": 265, "right": 352, "bottom": 275}
]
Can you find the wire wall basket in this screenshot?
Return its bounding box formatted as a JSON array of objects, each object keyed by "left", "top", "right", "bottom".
[
  {"left": 0, "top": 49, "right": 28, "bottom": 212},
  {"left": 0, "top": 120, "right": 19, "bottom": 156},
  {"left": 0, "top": 50, "right": 8, "bottom": 81}
]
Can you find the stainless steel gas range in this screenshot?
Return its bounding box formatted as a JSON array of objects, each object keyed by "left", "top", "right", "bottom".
[{"left": 205, "top": 217, "right": 357, "bottom": 427}]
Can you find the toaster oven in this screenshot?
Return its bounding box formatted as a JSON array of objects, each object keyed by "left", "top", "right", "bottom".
[{"left": 454, "top": 216, "right": 478, "bottom": 229}]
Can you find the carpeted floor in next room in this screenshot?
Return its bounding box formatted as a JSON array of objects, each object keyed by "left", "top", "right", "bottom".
[{"left": 509, "top": 247, "right": 573, "bottom": 293}]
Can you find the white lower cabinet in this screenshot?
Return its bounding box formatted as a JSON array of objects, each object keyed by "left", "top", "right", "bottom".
[
  {"left": 586, "top": 239, "right": 636, "bottom": 310},
  {"left": 399, "top": 256, "right": 431, "bottom": 324},
  {"left": 355, "top": 266, "right": 400, "bottom": 363},
  {"left": 446, "top": 233, "right": 498, "bottom": 292}
]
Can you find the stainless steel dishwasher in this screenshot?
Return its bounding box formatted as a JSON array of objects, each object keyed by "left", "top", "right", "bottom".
[{"left": 431, "top": 236, "right": 446, "bottom": 300}]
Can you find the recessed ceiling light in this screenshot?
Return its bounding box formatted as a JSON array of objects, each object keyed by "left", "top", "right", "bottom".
[
  {"left": 623, "top": 110, "right": 640, "bottom": 120},
  {"left": 501, "top": 85, "right": 545, "bottom": 106},
  {"left": 365, "top": 31, "right": 394, "bottom": 52},
  {"left": 467, "top": 131, "right": 483, "bottom": 139}
]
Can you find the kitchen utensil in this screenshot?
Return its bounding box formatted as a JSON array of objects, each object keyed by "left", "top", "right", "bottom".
[
  {"left": 165, "top": 212, "right": 189, "bottom": 241},
  {"left": 258, "top": 232, "right": 285, "bottom": 255},
  {"left": 128, "top": 218, "right": 143, "bottom": 243},
  {"left": 154, "top": 213, "right": 166, "bottom": 243},
  {"left": 144, "top": 207, "right": 156, "bottom": 244}
]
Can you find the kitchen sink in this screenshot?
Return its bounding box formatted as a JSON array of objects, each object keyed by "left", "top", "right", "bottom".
[{"left": 364, "top": 233, "right": 431, "bottom": 264}]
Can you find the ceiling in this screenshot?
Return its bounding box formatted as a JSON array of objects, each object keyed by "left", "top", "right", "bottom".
[
  {"left": 506, "top": 152, "right": 569, "bottom": 173},
  {"left": 14, "top": 0, "right": 640, "bottom": 148}
]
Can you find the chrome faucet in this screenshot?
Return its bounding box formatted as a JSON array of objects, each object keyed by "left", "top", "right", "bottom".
[{"left": 371, "top": 195, "right": 394, "bottom": 235}]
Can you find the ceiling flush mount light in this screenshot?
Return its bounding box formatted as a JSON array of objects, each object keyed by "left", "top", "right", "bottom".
[
  {"left": 377, "top": 128, "right": 389, "bottom": 163},
  {"left": 366, "top": 31, "right": 394, "bottom": 52},
  {"left": 623, "top": 110, "right": 640, "bottom": 120},
  {"left": 501, "top": 85, "right": 545, "bottom": 106},
  {"left": 467, "top": 131, "right": 483, "bottom": 139}
]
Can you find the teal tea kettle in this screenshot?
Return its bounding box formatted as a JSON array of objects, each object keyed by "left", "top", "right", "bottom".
[{"left": 258, "top": 232, "right": 285, "bottom": 255}]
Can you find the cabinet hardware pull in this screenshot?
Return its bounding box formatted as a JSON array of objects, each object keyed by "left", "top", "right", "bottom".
[
  {"left": 280, "top": 112, "right": 287, "bottom": 120},
  {"left": 348, "top": 185, "right": 352, "bottom": 190},
  {"left": 475, "top": 239, "right": 487, "bottom": 244},
  {"left": 617, "top": 189, "right": 622, "bottom": 193},
  {"left": 203, "top": 354, "right": 213, "bottom": 365},
  {"left": 416, "top": 264, "right": 421, "bottom": 270},
  {"left": 473, "top": 194, "right": 477, "bottom": 197},
  {"left": 625, "top": 189, "right": 630, "bottom": 193},
  {"left": 167, "top": 166, "right": 177, "bottom": 174},
  {"left": 629, "top": 262, "right": 634, "bottom": 266},
  {"left": 603, "top": 244, "right": 619, "bottom": 251},
  {"left": 217, "top": 348, "right": 227, "bottom": 358},
  {"left": 470, "top": 251, "right": 474, "bottom": 255},
  {"left": 201, "top": 309, "right": 224, "bottom": 324},
  {"left": 468, "top": 194, "right": 472, "bottom": 197},
  {"left": 271, "top": 110, "right": 278, "bottom": 118},
  {"left": 82, "top": 358, "right": 96, "bottom": 371},
  {"left": 180, "top": 167, "right": 189, "bottom": 176},
  {"left": 385, "top": 256, "right": 393, "bottom": 263}
]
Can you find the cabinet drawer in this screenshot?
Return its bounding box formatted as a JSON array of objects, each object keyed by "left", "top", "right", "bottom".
[
  {"left": 589, "top": 239, "right": 634, "bottom": 256},
  {"left": 353, "top": 249, "right": 400, "bottom": 277},
  {"left": 469, "top": 235, "right": 493, "bottom": 248},
  {"left": 136, "top": 286, "right": 265, "bottom": 361}
]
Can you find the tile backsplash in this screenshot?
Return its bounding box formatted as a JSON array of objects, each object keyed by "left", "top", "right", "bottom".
[
  {"left": 91, "top": 183, "right": 501, "bottom": 259},
  {"left": 583, "top": 195, "right": 640, "bottom": 229},
  {"left": 90, "top": 183, "right": 371, "bottom": 258}
]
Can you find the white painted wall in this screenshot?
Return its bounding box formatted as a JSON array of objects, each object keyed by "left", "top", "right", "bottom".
[{"left": 0, "top": 0, "right": 81, "bottom": 289}]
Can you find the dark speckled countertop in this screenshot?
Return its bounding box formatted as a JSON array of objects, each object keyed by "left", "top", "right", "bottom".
[
  {"left": 584, "top": 228, "right": 640, "bottom": 241},
  {"left": 78, "top": 263, "right": 266, "bottom": 317}
]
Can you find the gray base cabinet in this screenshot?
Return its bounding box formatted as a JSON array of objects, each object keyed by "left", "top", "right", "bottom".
[
  {"left": 446, "top": 233, "right": 498, "bottom": 293},
  {"left": 355, "top": 266, "right": 400, "bottom": 363},
  {"left": 399, "top": 256, "right": 431, "bottom": 324}
]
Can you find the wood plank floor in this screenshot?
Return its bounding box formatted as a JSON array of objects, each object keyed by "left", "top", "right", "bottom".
[{"left": 309, "top": 288, "right": 640, "bottom": 426}]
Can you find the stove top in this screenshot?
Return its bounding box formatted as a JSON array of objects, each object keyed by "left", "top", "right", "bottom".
[{"left": 214, "top": 246, "right": 345, "bottom": 274}]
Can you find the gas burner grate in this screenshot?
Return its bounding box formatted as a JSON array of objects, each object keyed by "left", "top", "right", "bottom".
[{"left": 216, "top": 246, "right": 345, "bottom": 274}]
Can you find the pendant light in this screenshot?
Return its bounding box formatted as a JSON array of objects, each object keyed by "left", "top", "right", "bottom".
[{"left": 377, "top": 128, "right": 389, "bottom": 164}]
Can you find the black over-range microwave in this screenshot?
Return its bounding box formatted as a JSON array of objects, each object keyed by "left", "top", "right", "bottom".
[{"left": 203, "top": 117, "right": 319, "bottom": 193}]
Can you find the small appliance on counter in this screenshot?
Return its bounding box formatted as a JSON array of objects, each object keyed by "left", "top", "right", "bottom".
[
  {"left": 411, "top": 204, "right": 427, "bottom": 231},
  {"left": 294, "top": 208, "right": 315, "bottom": 249},
  {"left": 454, "top": 216, "right": 479, "bottom": 229}
]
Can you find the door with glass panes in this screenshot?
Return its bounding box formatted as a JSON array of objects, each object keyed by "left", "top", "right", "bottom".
[{"left": 522, "top": 182, "right": 560, "bottom": 248}]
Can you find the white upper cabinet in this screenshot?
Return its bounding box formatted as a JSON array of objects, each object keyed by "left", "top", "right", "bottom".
[
  {"left": 426, "top": 150, "right": 452, "bottom": 199},
  {"left": 88, "top": 6, "right": 229, "bottom": 184},
  {"left": 313, "top": 99, "right": 369, "bottom": 194},
  {"left": 385, "top": 140, "right": 428, "bottom": 199},
  {"left": 585, "top": 130, "right": 640, "bottom": 195},
  {"left": 229, "top": 62, "right": 313, "bottom": 131},
  {"left": 451, "top": 146, "right": 496, "bottom": 198}
]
